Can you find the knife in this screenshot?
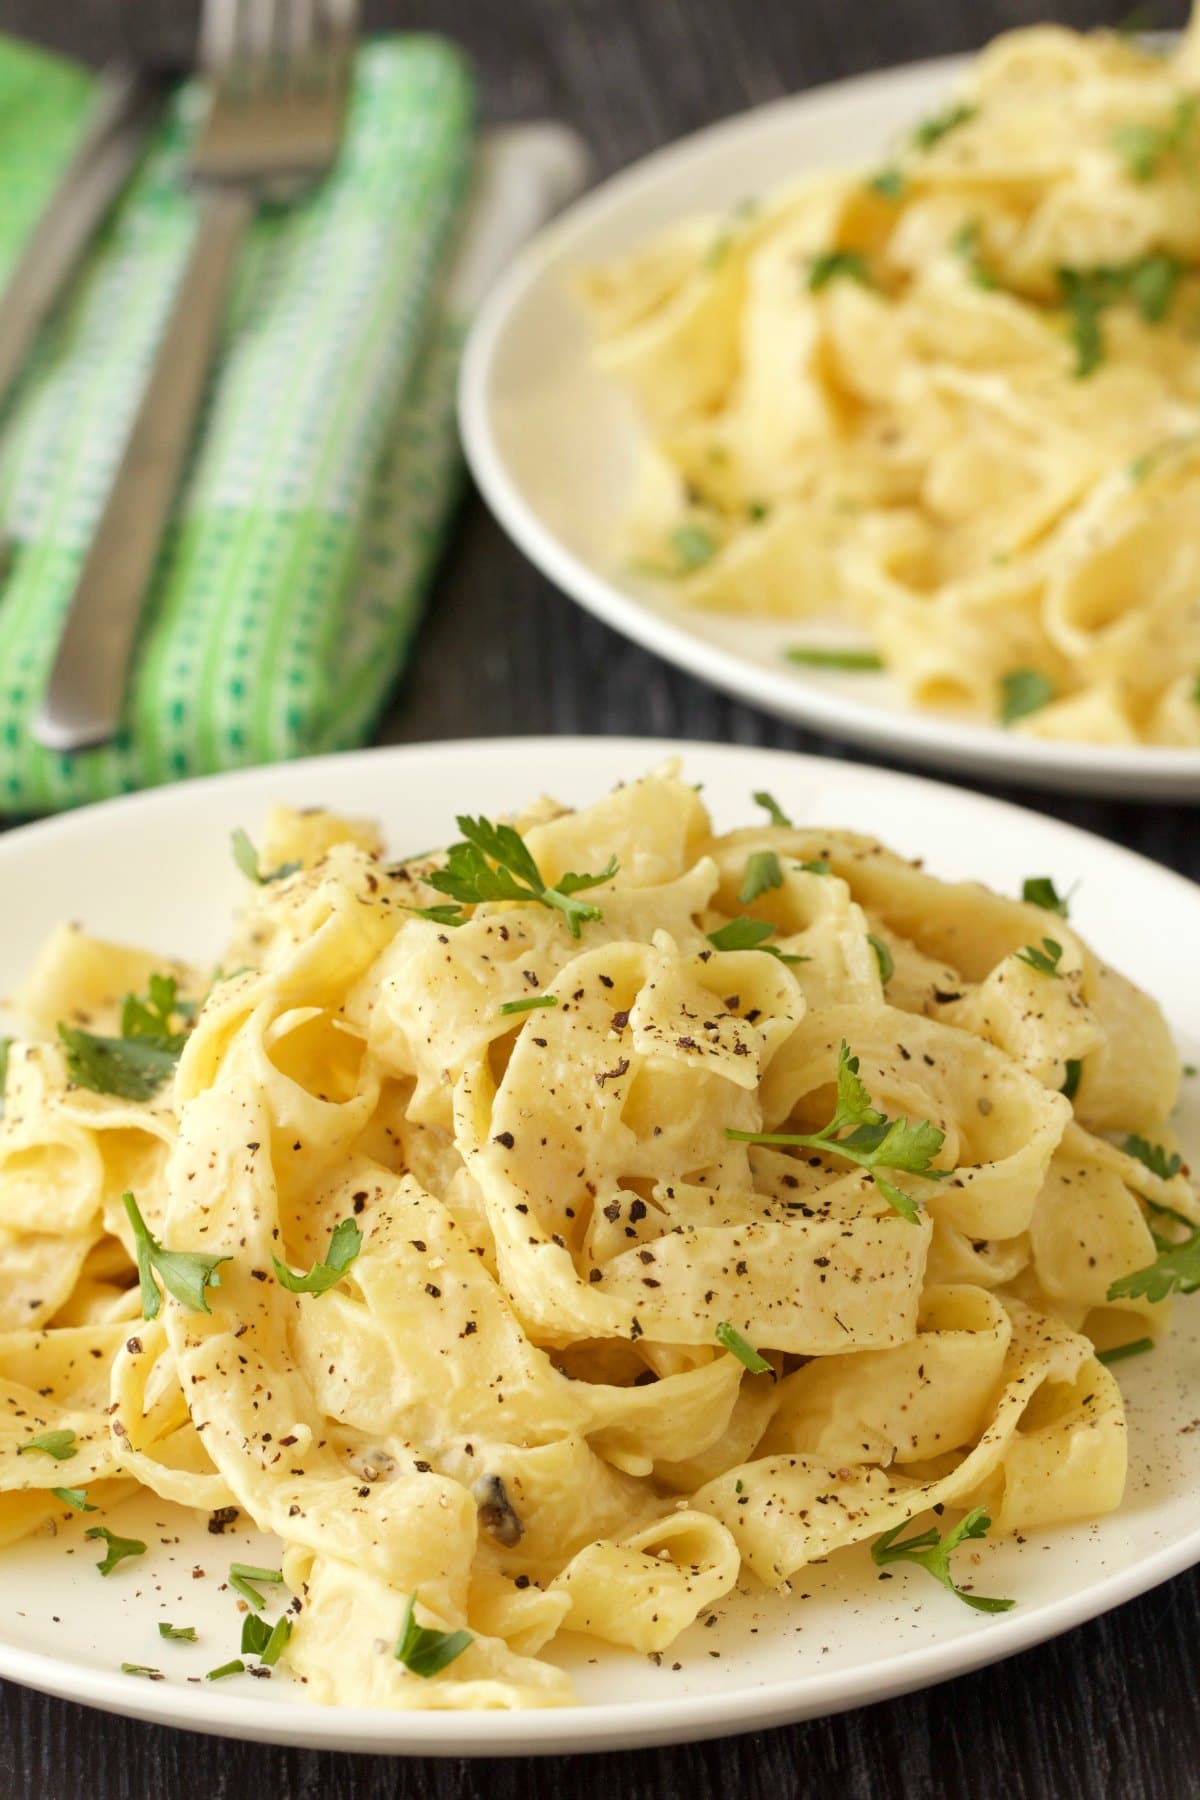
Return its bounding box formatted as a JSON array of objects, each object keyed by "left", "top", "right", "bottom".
[{"left": 0, "top": 62, "right": 165, "bottom": 409}]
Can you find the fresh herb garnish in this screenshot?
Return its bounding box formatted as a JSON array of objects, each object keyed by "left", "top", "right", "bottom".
[
  {"left": 120, "top": 1664, "right": 163, "bottom": 1680},
  {"left": 1107, "top": 1206, "right": 1200, "bottom": 1304},
  {"left": 86, "top": 1526, "right": 147, "bottom": 1576},
  {"left": 1096, "top": 1337, "right": 1154, "bottom": 1365},
  {"left": 395, "top": 1594, "right": 472, "bottom": 1679},
  {"left": 1000, "top": 668, "right": 1056, "bottom": 724},
  {"left": 871, "top": 1506, "right": 1014, "bottom": 1612},
  {"left": 739, "top": 850, "right": 784, "bottom": 905},
  {"left": 1022, "top": 876, "right": 1071, "bottom": 918},
  {"left": 797, "top": 859, "right": 832, "bottom": 876},
  {"left": 399, "top": 902, "right": 469, "bottom": 927},
  {"left": 1111, "top": 96, "right": 1195, "bottom": 182},
  {"left": 1014, "top": 938, "right": 1064, "bottom": 978},
  {"left": 1060, "top": 255, "right": 1182, "bottom": 376},
  {"left": 1123, "top": 1135, "right": 1183, "bottom": 1182},
  {"left": 1061, "top": 1059, "right": 1083, "bottom": 1103},
  {"left": 912, "top": 102, "right": 977, "bottom": 151},
  {"left": 272, "top": 1218, "right": 362, "bottom": 1298},
  {"left": 51, "top": 1486, "right": 96, "bottom": 1511},
  {"left": 205, "top": 1660, "right": 245, "bottom": 1682},
  {"left": 55, "top": 972, "right": 195, "bottom": 1102},
  {"left": 158, "top": 1622, "right": 197, "bottom": 1641},
  {"left": 868, "top": 166, "right": 906, "bottom": 199},
  {"left": 0, "top": 1037, "right": 11, "bottom": 1116},
  {"left": 706, "top": 918, "right": 808, "bottom": 964},
  {"left": 124, "top": 1191, "right": 230, "bottom": 1320},
  {"left": 669, "top": 524, "right": 718, "bottom": 571},
  {"left": 727, "top": 1040, "right": 947, "bottom": 1223},
  {"left": 808, "top": 250, "right": 872, "bottom": 292},
  {"left": 498, "top": 993, "right": 559, "bottom": 1017},
  {"left": 17, "top": 1429, "right": 77, "bottom": 1462},
  {"left": 228, "top": 1563, "right": 284, "bottom": 1611},
  {"left": 868, "top": 933, "right": 894, "bottom": 984},
  {"left": 784, "top": 645, "right": 884, "bottom": 671},
  {"left": 241, "top": 1612, "right": 292, "bottom": 1665},
  {"left": 753, "top": 791, "right": 792, "bottom": 828},
  {"left": 950, "top": 219, "right": 997, "bottom": 289},
  {"left": 428, "top": 817, "right": 617, "bottom": 940},
  {"left": 715, "top": 1321, "right": 773, "bottom": 1374},
  {"left": 231, "top": 828, "right": 300, "bottom": 885}
]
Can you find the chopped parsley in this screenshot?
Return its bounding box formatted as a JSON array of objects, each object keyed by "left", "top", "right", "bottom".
[
  {"left": 1014, "top": 938, "right": 1064, "bottom": 978},
  {"left": 56, "top": 971, "right": 196, "bottom": 1102},
  {"left": 867, "top": 166, "right": 906, "bottom": 199},
  {"left": 498, "top": 993, "right": 559, "bottom": 1017},
  {"left": 241, "top": 1612, "right": 292, "bottom": 1665},
  {"left": 158, "top": 1622, "right": 197, "bottom": 1641},
  {"left": 1061, "top": 1059, "right": 1083, "bottom": 1103},
  {"left": 51, "top": 1486, "right": 95, "bottom": 1511},
  {"left": 272, "top": 1217, "right": 362, "bottom": 1297},
  {"left": 399, "top": 902, "right": 468, "bottom": 927},
  {"left": 205, "top": 1660, "right": 245, "bottom": 1682},
  {"left": 1059, "top": 255, "right": 1182, "bottom": 377},
  {"left": 124, "top": 1191, "right": 230, "bottom": 1319},
  {"left": 120, "top": 1664, "right": 163, "bottom": 1680},
  {"left": 706, "top": 917, "right": 808, "bottom": 964},
  {"left": 871, "top": 1507, "right": 1014, "bottom": 1612},
  {"left": 16, "top": 1429, "right": 77, "bottom": 1461},
  {"left": 1022, "top": 876, "right": 1071, "bottom": 919},
  {"left": 228, "top": 1563, "right": 284, "bottom": 1611},
  {"left": 868, "top": 933, "right": 894, "bottom": 985},
  {"left": 669, "top": 523, "right": 718, "bottom": 571},
  {"left": 1122, "top": 1135, "right": 1183, "bottom": 1182},
  {"left": 715, "top": 1321, "right": 773, "bottom": 1374},
  {"left": 753, "top": 790, "right": 792, "bottom": 828},
  {"left": 950, "top": 219, "right": 997, "bottom": 289},
  {"left": 0, "top": 1037, "right": 10, "bottom": 1116},
  {"left": 911, "top": 102, "right": 977, "bottom": 151},
  {"left": 784, "top": 646, "right": 884, "bottom": 671},
  {"left": 797, "top": 859, "right": 832, "bottom": 876},
  {"left": 428, "top": 817, "right": 617, "bottom": 939},
  {"left": 1108, "top": 1203, "right": 1200, "bottom": 1305},
  {"left": 1000, "top": 668, "right": 1056, "bottom": 725},
  {"left": 1111, "top": 96, "right": 1195, "bottom": 182},
  {"left": 86, "top": 1526, "right": 147, "bottom": 1576},
  {"left": 394, "top": 1594, "right": 472, "bottom": 1678},
  {"left": 739, "top": 850, "right": 784, "bottom": 905},
  {"left": 808, "top": 250, "right": 872, "bottom": 292},
  {"left": 727, "top": 1039, "right": 947, "bottom": 1223},
  {"left": 1096, "top": 1337, "right": 1154, "bottom": 1366},
  {"left": 231, "top": 828, "right": 300, "bottom": 885}
]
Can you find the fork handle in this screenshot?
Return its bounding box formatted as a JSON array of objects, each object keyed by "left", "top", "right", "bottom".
[{"left": 34, "top": 186, "right": 253, "bottom": 753}]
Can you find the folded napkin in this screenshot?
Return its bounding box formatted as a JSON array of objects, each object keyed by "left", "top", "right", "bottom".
[{"left": 0, "top": 33, "right": 475, "bottom": 815}]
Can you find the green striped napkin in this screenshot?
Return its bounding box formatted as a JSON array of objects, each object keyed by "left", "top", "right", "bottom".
[{"left": 0, "top": 32, "right": 474, "bottom": 814}]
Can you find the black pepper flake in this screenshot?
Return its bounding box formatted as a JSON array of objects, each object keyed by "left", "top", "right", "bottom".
[
  {"left": 410, "top": 1240, "right": 427, "bottom": 1253},
  {"left": 588, "top": 1269, "right": 603, "bottom": 1283},
  {"left": 596, "top": 1057, "right": 630, "bottom": 1087},
  {"left": 514, "top": 1574, "right": 531, "bottom": 1589},
  {"left": 493, "top": 1131, "right": 515, "bottom": 1149},
  {"left": 611, "top": 1010, "right": 630, "bottom": 1031},
  {"left": 125, "top": 1336, "right": 143, "bottom": 1356},
  {"left": 425, "top": 1283, "right": 442, "bottom": 1299},
  {"left": 629, "top": 1199, "right": 647, "bottom": 1224},
  {"left": 207, "top": 1507, "right": 239, "bottom": 1535},
  {"left": 629, "top": 1317, "right": 644, "bottom": 1340}
]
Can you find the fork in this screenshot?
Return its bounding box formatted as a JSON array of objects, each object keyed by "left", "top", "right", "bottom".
[{"left": 34, "top": 0, "right": 357, "bottom": 754}]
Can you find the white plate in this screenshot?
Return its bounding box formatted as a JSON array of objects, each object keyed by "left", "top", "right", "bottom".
[
  {"left": 458, "top": 59, "right": 1200, "bottom": 803},
  {"left": 0, "top": 737, "right": 1197, "bottom": 1754}
]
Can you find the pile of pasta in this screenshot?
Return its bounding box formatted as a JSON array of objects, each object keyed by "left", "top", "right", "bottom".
[
  {"left": 577, "top": 17, "right": 1200, "bottom": 745},
  {"left": 0, "top": 765, "right": 1195, "bottom": 1710}
]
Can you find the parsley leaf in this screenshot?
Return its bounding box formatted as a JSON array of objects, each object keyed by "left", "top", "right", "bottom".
[
  {"left": 797, "top": 859, "right": 832, "bottom": 876},
  {"left": 1000, "top": 668, "right": 1056, "bottom": 724},
  {"left": 868, "top": 933, "right": 894, "bottom": 984},
  {"left": 158, "top": 1622, "right": 197, "bottom": 1641},
  {"left": 868, "top": 166, "right": 906, "bottom": 199},
  {"left": 241, "top": 1612, "right": 292, "bottom": 1664},
  {"left": 428, "top": 817, "right": 616, "bottom": 940},
  {"left": 1111, "top": 96, "right": 1195, "bottom": 182},
  {"left": 55, "top": 972, "right": 195, "bottom": 1102},
  {"left": 1022, "top": 876, "right": 1071, "bottom": 919},
  {"left": 707, "top": 917, "right": 808, "bottom": 964},
  {"left": 51, "top": 1485, "right": 96, "bottom": 1511},
  {"left": 17, "top": 1429, "right": 77, "bottom": 1461},
  {"left": 950, "top": 219, "right": 997, "bottom": 289},
  {"left": 716, "top": 1321, "right": 773, "bottom": 1374},
  {"left": 124, "top": 1191, "right": 230, "bottom": 1319},
  {"left": 120, "top": 975, "right": 191, "bottom": 1053},
  {"left": 86, "top": 1526, "right": 147, "bottom": 1576},
  {"left": 808, "top": 250, "right": 872, "bottom": 292},
  {"left": 0, "top": 1037, "right": 11, "bottom": 1116},
  {"left": 871, "top": 1506, "right": 1014, "bottom": 1612},
  {"left": 399, "top": 903, "right": 468, "bottom": 927},
  {"left": 739, "top": 851, "right": 784, "bottom": 905},
  {"left": 1107, "top": 1210, "right": 1200, "bottom": 1305},
  {"left": 498, "top": 993, "right": 558, "bottom": 1017},
  {"left": 231, "top": 828, "right": 300, "bottom": 885},
  {"left": 1061, "top": 1058, "right": 1083, "bottom": 1103},
  {"left": 1096, "top": 1337, "right": 1153, "bottom": 1366},
  {"left": 784, "top": 645, "right": 884, "bottom": 671},
  {"left": 1015, "top": 938, "right": 1064, "bottom": 978},
  {"left": 669, "top": 524, "right": 718, "bottom": 571},
  {"left": 229, "top": 1563, "right": 284, "bottom": 1611},
  {"left": 1123, "top": 1135, "right": 1183, "bottom": 1182},
  {"left": 272, "top": 1218, "right": 362, "bottom": 1297},
  {"left": 912, "top": 102, "right": 977, "bottom": 151},
  {"left": 1059, "top": 256, "right": 1182, "bottom": 376},
  {"left": 394, "top": 1594, "right": 472, "bottom": 1679},
  {"left": 753, "top": 791, "right": 792, "bottom": 828},
  {"left": 727, "top": 1040, "right": 947, "bottom": 1222}
]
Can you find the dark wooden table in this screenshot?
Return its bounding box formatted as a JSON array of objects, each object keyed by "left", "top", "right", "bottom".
[{"left": 2, "top": 1, "right": 1197, "bottom": 1795}]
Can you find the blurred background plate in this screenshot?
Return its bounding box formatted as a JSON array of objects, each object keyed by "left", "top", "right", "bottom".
[{"left": 459, "top": 55, "right": 1200, "bottom": 803}]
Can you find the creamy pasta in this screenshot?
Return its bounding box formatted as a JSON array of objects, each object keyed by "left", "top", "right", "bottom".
[
  {"left": 577, "top": 17, "right": 1200, "bottom": 746},
  {"left": 0, "top": 765, "right": 1195, "bottom": 1708}
]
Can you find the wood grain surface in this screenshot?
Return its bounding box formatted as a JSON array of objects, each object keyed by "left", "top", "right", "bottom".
[{"left": 0, "top": 2, "right": 1197, "bottom": 1796}]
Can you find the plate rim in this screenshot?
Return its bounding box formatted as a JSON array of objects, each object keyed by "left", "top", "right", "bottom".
[
  {"left": 457, "top": 55, "right": 1200, "bottom": 802},
  {"left": 0, "top": 733, "right": 1197, "bottom": 1754}
]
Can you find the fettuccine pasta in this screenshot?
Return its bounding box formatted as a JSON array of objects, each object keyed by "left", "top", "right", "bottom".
[
  {"left": 577, "top": 16, "right": 1200, "bottom": 745},
  {"left": 0, "top": 764, "right": 1194, "bottom": 1708}
]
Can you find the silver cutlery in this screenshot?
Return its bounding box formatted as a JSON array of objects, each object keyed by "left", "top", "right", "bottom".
[{"left": 35, "top": 0, "right": 357, "bottom": 754}]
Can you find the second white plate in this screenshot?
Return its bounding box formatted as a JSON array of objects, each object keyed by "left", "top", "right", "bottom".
[{"left": 458, "top": 55, "right": 1200, "bottom": 802}]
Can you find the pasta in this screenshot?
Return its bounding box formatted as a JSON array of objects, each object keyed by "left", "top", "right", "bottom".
[
  {"left": 576, "top": 16, "right": 1200, "bottom": 746},
  {"left": 0, "top": 764, "right": 1195, "bottom": 1709}
]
